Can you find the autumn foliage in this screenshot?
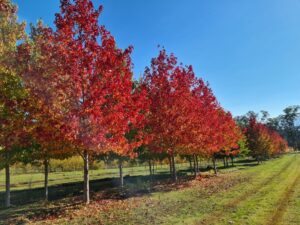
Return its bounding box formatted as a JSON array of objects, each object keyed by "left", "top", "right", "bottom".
[
  {"left": 142, "top": 50, "right": 244, "bottom": 177},
  {"left": 244, "top": 116, "right": 288, "bottom": 162},
  {"left": 0, "top": 0, "right": 29, "bottom": 207},
  {"left": 0, "top": 0, "right": 289, "bottom": 207}
]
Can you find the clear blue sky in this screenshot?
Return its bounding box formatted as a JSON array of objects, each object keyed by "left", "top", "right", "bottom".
[{"left": 13, "top": 0, "right": 300, "bottom": 117}]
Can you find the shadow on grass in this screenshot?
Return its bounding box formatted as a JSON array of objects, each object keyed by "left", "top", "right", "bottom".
[
  {"left": 0, "top": 171, "right": 193, "bottom": 223},
  {"left": 0, "top": 168, "right": 202, "bottom": 207},
  {"left": 0, "top": 161, "right": 259, "bottom": 207},
  {"left": 0, "top": 158, "right": 261, "bottom": 224},
  {"left": 0, "top": 173, "right": 163, "bottom": 207}
]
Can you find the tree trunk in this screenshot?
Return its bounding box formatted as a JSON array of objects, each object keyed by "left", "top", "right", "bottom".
[
  {"left": 225, "top": 157, "right": 228, "bottom": 167},
  {"left": 196, "top": 155, "right": 199, "bottom": 173},
  {"left": 119, "top": 160, "right": 124, "bottom": 188},
  {"left": 83, "top": 150, "right": 90, "bottom": 204},
  {"left": 223, "top": 157, "right": 226, "bottom": 167},
  {"left": 5, "top": 152, "right": 10, "bottom": 208},
  {"left": 44, "top": 158, "right": 49, "bottom": 201},
  {"left": 193, "top": 154, "right": 198, "bottom": 177},
  {"left": 231, "top": 157, "right": 234, "bottom": 166},
  {"left": 148, "top": 160, "right": 152, "bottom": 176},
  {"left": 212, "top": 156, "right": 218, "bottom": 175},
  {"left": 152, "top": 162, "right": 155, "bottom": 175},
  {"left": 171, "top": 154, "right": 177, "bottom": 182},
  {"left": 168, "top": 156, "right": 173, "bottom": 176},
  {"left": 189, "top": 157, "right": 193, "bottom": 173}
]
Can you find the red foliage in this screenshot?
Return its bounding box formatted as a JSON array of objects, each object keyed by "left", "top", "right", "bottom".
[
  {"left": 20, "top": 0, "right": 148, "bottom": 157},
  {"left": 142, "top": 49, "right": 242, "bottom": 158},
  {"left": 244, "top": 116, "right": 288, "bottom": 159}
]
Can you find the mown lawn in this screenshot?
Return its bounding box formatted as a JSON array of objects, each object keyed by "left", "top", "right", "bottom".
[
  {"left": 0, "top": 163, "right": 190, "bottom": 192},
  {"left": 1, "top": 153, "right": 300, "bottom": 225},
  {"left": 0, "top": 162, "right": 191, "bottom": 208}
]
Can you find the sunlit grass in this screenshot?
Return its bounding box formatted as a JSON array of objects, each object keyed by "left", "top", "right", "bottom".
[{"left": 1, "top": 154, "right": 300, "bottom": 225}]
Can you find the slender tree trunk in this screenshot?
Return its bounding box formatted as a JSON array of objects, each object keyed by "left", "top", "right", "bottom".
[
  {"left": 225, "top": 157, "right": 228, "bottom": 167},
  {"left": 119, "top": 160, "right": 124, "bottom": 188},
  {"left": 193, "top": 154, "right": 198, "bottom": 177},
  {"left": 148, "top": 160, "right": 152, "bottom": 176},
  {"left": 83, "top": 150, "right": 90, "bottom": 204},
  {"left": 152, "top": 162, "right": 155, "bottom": 175},
  {"left": 171, "top": 154, "right": 177, "bottom": 182},
  {"left": 44, "top": 158, "right": 49, "bottom": 201},
  {"left": 231, "top": 157, "right": 234, "bottom": 167},
  {"left": 168, "top": 156, "right": 173, "bottom": 176},
  {"left": 212, "top": 156, "right": 218, "bottom": 175},
  {"left": 223, "top": 157, "right": 226, "bottom": 167},
  {"left": 196, "top": 155, "right": 199, "bottom": 173},
  {"left": 189, "top": 157, "right": 193, "bottom": 173},
  {"left": 5, "top": 151, "right": 10, "bottom": 208}
]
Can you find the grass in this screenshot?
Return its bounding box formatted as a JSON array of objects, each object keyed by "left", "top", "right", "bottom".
[
  {"left": 1, "top": 154, "right": 300, "bottom": 225},
  {"left": 0, "top": 163, "right": 190, "bottom": 192},
  {"left": 0, "top": 162, "right": 192, "bottom": 207}
]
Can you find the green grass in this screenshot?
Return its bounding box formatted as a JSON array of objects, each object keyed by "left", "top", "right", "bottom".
[
  {"left": 0, "top": 163, "right": 190, "bottom": 192},
  {"left": 1, "top": 154, "right": 300, "bottom": 225},
  {"left": 0, "top": 162, "right": 192, "bottom": 209}
]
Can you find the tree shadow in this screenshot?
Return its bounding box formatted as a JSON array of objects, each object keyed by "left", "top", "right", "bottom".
[
  {"left": 0, "top": 170, "right": 195, "bottom": 223},
  {"left": 0, "top": 169, "right": 190, "bottom": 207},
  {"left": 0, "top": 158, "right": 261, "bottom": 224}
]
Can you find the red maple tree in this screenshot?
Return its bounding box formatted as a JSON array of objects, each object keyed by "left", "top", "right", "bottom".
[
  {"left": 244, "top": 116, "right": 288, "bottom": 163},
  {"left": 20, "top": 0, "right": 147, "bottom": 204},
  {"left": 142, "top": 49, "right": 223, "bottom": 180}
]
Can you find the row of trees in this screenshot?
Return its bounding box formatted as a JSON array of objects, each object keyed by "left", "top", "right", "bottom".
[
  {"left": 236, "top": 107, "right": 300, "bottom": 158},
  {"left": 241, "top": 116, "right": 288, "bottom": 163},
  {"left": 261, "top": 106, "right": 299, "bottom": 151},
  {"left": 0, "top": 0, "right": 288, "bottom": 207}
]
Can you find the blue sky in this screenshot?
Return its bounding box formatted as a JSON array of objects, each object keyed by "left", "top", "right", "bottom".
[{"left": 13, "top": 0, "right": 300, "bottom": 117}]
